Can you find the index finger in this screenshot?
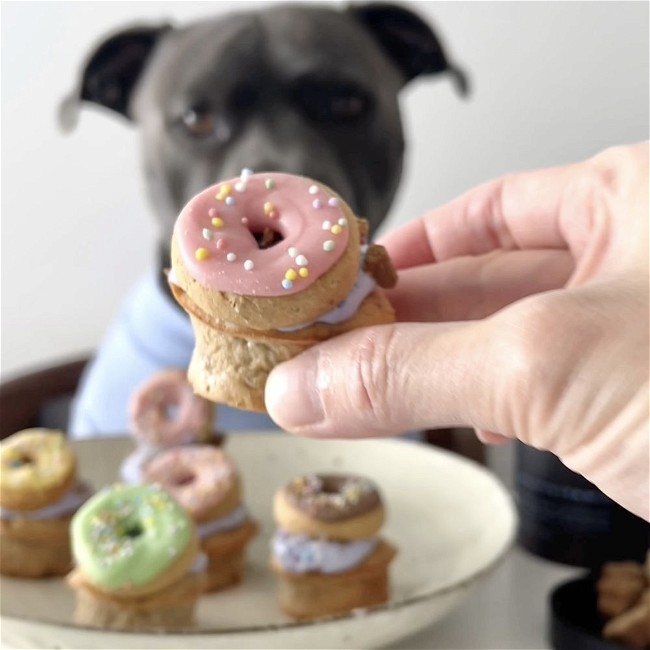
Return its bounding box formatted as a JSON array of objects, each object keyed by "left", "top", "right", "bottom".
[{"left": 379, "top": 161, "right": 580, "bottom": 269}]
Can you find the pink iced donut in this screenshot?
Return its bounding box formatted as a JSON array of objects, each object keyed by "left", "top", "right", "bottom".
[
  {"left": 173, "top": 171, "right": 351, "bottom": 296},
  {"left": 142, "top": 446, "right": 240, "bottom": 523},
  {"left": 128, "top": 369, "right": 213, "bottom": 446}
]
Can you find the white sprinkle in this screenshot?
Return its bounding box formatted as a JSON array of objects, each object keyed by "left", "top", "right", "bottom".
[
  {"left": 225, "top": 196, "right": 236, "bottom": 206},
  {"left": 244, "top": 259, "right": 254, "bottom": 271},
  {"left": 234, "top": 181, "right": 247, "bottom": 192},
  {"left": 240, "top": 168, "right": 254, "bottom": 179},
  {"left": 282, "top": 278, "right": 293, "bottom": 290},
  {"left": 328, "top": 197, "right": 339, "bottom": 207},
  {"left": 323, "top": 240, "right": 335, "bottom": 252},
  {"left": 295, "top": 254, "right": 308, "bottom": 266},
  {"left": 338, "top": 217, "right": 348, "bottom": 227},
  {"left": 227, "top": 253, "right": 237, "bottom": 262},
  {"left": 288, "top": 247, "right": 299, "bottom": 258},
  {"left": 202, "top": 228, "right": 212, "bottom": 240},
  {"left": 308, "top": 184, "right": 319, "bottom": 195},
  {"left": 322, "top": 220, "right": 332, "bottom": 230},
  {"left": 313, "top": 198, "right": 322, "bottom": 209}
]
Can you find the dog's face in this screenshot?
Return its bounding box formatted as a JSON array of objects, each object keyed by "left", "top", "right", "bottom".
[{"left": 62, "top": 3, "right": 466, "bottom": 265}]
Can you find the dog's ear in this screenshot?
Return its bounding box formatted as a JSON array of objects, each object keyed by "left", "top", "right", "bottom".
[
  {"left": 58, "top": 24, "right": 172, "bottom": 133},
  {"left": 349, "top": 3, "right": 469, "bottom": 95}
]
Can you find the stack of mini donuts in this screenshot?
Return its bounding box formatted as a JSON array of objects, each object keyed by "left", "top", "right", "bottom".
[
  {"left": 120, "top": 369, "right": 258, "bottom": 595},
  {"left": 271, "top": 473, "right": 396, "bottom": 619},
  {"left": 0, "top": 428, "right": 93, "bottom": 578}
]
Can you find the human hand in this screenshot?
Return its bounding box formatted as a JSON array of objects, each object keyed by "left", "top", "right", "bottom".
[{"left": 265, "top": 142, "right": 649, "bottom": 519}]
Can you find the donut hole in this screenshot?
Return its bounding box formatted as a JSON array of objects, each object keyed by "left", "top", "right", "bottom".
[
  {"left": 164, "top": 405, "right": 180, "bottom": 421},
  {"left": 251, "top": 226, "right": 284, "bottom": 249},
  {"left": 320, "top": 476, "right": 343, "bottom": 495},
  {"left": 172, "top": 470, "right": 196, "bottom": 487},
  {"left": 123, "top": 522, "right": 144, "bottom": 539},
  {"left": 8, "top": 452, "right": 33, "bottom": 468}
]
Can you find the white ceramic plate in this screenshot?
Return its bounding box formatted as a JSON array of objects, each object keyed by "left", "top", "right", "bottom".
[{"left": 1, "top": 434, "right": 516, "bottom": 649}]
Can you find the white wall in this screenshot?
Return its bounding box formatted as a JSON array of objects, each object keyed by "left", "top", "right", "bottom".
[{"left": 2, "top": 1, "right": 648, "bottom": 378}]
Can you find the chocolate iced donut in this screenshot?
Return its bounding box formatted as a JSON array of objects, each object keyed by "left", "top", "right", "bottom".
[{"left": 273, "top": 474, "right": 385, "bottom": 541}]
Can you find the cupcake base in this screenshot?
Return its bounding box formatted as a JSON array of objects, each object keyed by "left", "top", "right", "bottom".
[
  {"left": 202, "top": 519, "right": 258, "bottom": 592},
  {"left": 271, "top": 539, "right": 397, "bottom": 620},
  {"left": 67, "top": 569, "right": 206, "bottom": 631},
  {"left": 0, "top": 518, "right": 72, "bottom": 577}
]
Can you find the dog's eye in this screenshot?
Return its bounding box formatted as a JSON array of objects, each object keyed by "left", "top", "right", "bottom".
[
  {"left": 293, "top": 80, "right": 372, "bottom": 123},
  {"left": 180, "top": 106, "right": 230, "bottom": 142}
]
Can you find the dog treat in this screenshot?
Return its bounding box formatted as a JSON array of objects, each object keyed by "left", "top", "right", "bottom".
[
  {"left": 270, "top": 473, "right": 396, "bottom": 619},
  {"left": 0, "top": 429, "right": 92, "bottom": 578},
  {"left": 169, "top": 171, "right": 397, "bottom": 411},
  {"left": 67, "top": 483, "right": 206, "bottom": 631},
  {"left": 597, "top": 554, "right": 650, "bottom": 649},
  {"left": 128, "top": 369, "right": 215, "bottom": 446},
  {"left": 120, "top": 369, "right": 223, "bottom": 485},
  {"left": 142, "top": 446, "right": 257, "bottom": 592}
]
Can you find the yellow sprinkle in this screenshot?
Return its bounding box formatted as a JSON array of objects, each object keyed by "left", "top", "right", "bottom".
[
  {"left": 264, "top": 201, "right": 274, "bottom": 214},
  {"left": 216, "top": 184, "right": 232, "bottom": 200},
  {"left": 299, "top": 267, "right": 309, "bottom": 278},
  {"left": 285, "top": 269, "right": 298, "bottom": 281},
  {"left": 211, "top": 217, "right": 224, "bottom": 228},
  {"left": 331, "top": 224, "right": 343, "bottom": 235},
  {"left": 195, "top": 248, "right": 210, "bottom": 261}
]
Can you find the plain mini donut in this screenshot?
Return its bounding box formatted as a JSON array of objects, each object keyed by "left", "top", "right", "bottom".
[{"left": 128, "top": 369, "right": 214, "bottom": 445}]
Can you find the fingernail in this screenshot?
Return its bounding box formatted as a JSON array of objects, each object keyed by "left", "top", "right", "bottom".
[{"left": 265, "top": 350, "right": 325, "bottom": 430}]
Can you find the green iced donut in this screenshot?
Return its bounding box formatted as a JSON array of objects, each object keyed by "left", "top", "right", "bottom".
[{"left": 71, "top": 483, "right": 193, "bottom": 592}]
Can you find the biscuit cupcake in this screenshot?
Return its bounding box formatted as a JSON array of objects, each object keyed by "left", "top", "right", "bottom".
[
  {"left": 141, "top": 445, "right": 257, "bottom": 592},
  {"left": 169, "top": 170, "right": 397, "bottom": 411},
  {"left": 67, "top": 483, "right": 206, "bottom": 631},
  {"left": 0, "top": 428, "right": 92, "bottom": 578},
  {"left": 271, "top": 473, "right": 396, "bottom": 619}
]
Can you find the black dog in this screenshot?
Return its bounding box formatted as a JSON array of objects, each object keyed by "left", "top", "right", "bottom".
[{"left": 61, "top": 2, "right": 467, "bottom": 437}]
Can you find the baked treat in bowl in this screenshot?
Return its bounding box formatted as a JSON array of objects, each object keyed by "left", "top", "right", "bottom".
[
  {"left": 0, "top": 428, "right": 92, "bottom": 578},
  {"left": 67, "top": 483, "right": 206, "bottom": 631},
  {"left": 270, "top": 473, "right": 396, "bottom": 619},
  {"left": 169, "top": 170, "right": 397, "bottom": 411},
  {"left": 141, "top": 445, "right": 257, "bottom": 592},
  {"left": 596, "top": 554, "right": 650, "bottom": 648}
]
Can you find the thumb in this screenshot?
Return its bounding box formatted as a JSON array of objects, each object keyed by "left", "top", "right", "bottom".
[{"left": 265, "top": 321, "right": 500, "bottom": 438}]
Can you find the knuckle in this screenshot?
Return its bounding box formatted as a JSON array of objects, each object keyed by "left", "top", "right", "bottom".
[
  {"left": 341, "top": 326, "right": 398, "bottom": 425},
  {"left": 495, "top": 299, "right": 563, "bottom": 414}
]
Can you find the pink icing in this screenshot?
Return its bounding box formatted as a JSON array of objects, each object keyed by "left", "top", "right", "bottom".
[
  {"left": 174, "top": 172, "right": 351, "bottom": 296},
  {"left": 142, "top": 446, "right": 237, "bottom": 520}
]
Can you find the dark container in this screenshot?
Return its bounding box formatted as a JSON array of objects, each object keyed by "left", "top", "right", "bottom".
[{"left": 515, "top": 443, "right": 649, "bottom": 568}]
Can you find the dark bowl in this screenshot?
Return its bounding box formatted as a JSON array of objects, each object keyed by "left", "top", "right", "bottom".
[{"left": 549, "top": 573, "right": 637, "bottom": 650}]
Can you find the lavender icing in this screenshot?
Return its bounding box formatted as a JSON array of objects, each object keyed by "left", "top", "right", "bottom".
[
  {"left": 272, "top": 529, "right": 377, "bottom": 574},
  {"left": 0, "top": 481, "right": 93, "bottom": 521},
  {"left": 119, "top": 444, "right": 160, "bottom": 485},
  {"left": 278, "top": 269, "right": 376, "bottom": 332},
  {"left": 197, "top": 504, "right": 248, "bottom": 539}
]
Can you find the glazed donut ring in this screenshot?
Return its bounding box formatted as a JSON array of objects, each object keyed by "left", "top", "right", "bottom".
[
  {"left": 0, "top": 429, "right": 76, "bottom": 511},
  {"left": 273, "top": 474, "right": 385, "bottom": 541},
  {"left": 171, "top": 172, "right": 362, "bottom": 330},
  {"left": 71, "top": 483, "right": 199, "bottom": 597},
  {"left": 142, "top": 446, "right": 241, "bottom": 523},
  {"left": 128, "top": 369, "right": 214, "bottom": 445}
]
